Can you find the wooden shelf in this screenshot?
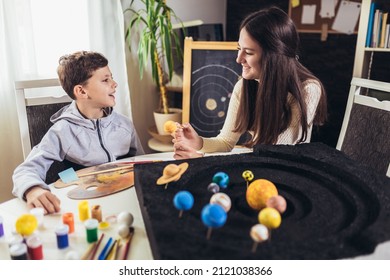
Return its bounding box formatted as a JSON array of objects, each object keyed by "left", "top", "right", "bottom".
[{"left": 365, "top": 48, "right": 390, "bottom": 52}]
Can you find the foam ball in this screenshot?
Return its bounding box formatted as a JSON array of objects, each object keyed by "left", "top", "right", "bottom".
[
  {"left": 164, "top": 120, "right": 177, "bottom": 134},
  {"left": 258, "top": 207, "right": 281, "bottom": 229},
  {"left": 266, "top": 195, "right": 287, "bottom": 214},
  {"left": 15, "top": 214, "right": 38, "bottom": 236},
  {"left": 246, "top": 179, "right": 278, "bottom": 210},
  {"left": 250, "top": 224, "right": 269, "bottom": 243},
  {"left": 212, "top": 172, "right": 229, "bottom": 188},
  {"left": 173, "top": 191, "right": 194, "bottom": 211},
  {"left": 117, "top": 224, "right": 130, "bottom": 238},
  {"left": 210, "top": 192, "right": 231, "bottom": 212},
  {"left": 242, "top": 170, "right": 254, "bottom": 182},
  {"left": 201, "top": 204, "right": 227, "bottom": 228},
  {"left": 207, "top": 182, "right": 220, "bottom": 193},
  {"left": 117, "top": 211, "right": 134, "bottom": 227}
]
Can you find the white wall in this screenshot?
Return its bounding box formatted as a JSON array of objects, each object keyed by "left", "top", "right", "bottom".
[
  {"left": 168, "top": 0, "right": 227, "bottom": 35},
  {"left": 124, "top": 0, "right": 227, "bottom": 153}
]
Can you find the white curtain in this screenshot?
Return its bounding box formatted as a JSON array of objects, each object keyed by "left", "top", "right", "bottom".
[{"left": 0, "top": 0, "right": 131, "bottom": 202}]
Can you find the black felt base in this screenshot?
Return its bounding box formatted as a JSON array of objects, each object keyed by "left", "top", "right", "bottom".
[{"left": 134, "top": 143, "right": 390, "bottom": 260}]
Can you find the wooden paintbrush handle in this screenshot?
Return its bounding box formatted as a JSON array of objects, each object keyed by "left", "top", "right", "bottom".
[{"left": 79, "top": 165, "right": 134, "bottom": 177}]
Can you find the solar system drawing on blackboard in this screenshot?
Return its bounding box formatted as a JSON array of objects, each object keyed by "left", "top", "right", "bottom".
[{"left": 182, "top": 38, "right": 242, "bottom": 138}]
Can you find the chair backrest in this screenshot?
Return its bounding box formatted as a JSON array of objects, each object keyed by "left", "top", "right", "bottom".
[
  {"left": 336, "top": 78, "right": 390, "bottom": 176},
  {"left": 14, "top": 78, "right": 72, "bottom": 183}
]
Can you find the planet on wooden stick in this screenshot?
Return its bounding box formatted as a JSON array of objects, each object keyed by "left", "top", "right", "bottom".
[
  {"left": 156, "top": 162, "right": 189, "bottom": 189},
  {"left": 266, "top": 195, "right": 287, "bottom": 214},
  {"left": 173, "top": 190, "right": 194, "bottom": 218},
  {"left": 250, "top": 223, "right": 269, "bottom": 253},
  {"left": 242, "top": 170, "right": 254, "bottom": 188},
  {"left": 164, "top": 120, "right": 179, "bottom": 134},
  {"left": 212, "top": 172, "right": 230, "bottom": 189},
  {"left": 258, "top": 207, "right": 281, "bottom": 229},
  {"left": 258, "top": 207, "right": 282, "bottom": 240},
  {"left": 246, "top": 179, "right": 278, "bottom": 210},
  {"left": 207, "top": 182, "right": 220, "bottom": 194},
  {"left": 210, "top": 192, "right": 231, "bottom": 212},
  {"left": 201, "top": 203, "right": 227, "bottom": 240}
]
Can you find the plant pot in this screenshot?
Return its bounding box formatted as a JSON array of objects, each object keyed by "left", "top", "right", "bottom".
[{"left": 153, "top": 108, "right": 182, "bottom": 135}]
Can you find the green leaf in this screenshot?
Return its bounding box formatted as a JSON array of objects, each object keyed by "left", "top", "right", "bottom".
[{"left": 123, "top": 0, "right": 185, "bottom": 109}]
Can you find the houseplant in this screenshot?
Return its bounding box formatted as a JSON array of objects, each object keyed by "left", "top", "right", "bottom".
[{"left": 124, "top": 0, "right": 184, "bottom": 135}]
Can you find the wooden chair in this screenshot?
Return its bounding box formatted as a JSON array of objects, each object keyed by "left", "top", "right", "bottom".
[
  {"left": 336, "top": 77, "right": 390, "bottom": 176},
  {"left": 14, "top": 78, "right": 72, "bottom": 183}
]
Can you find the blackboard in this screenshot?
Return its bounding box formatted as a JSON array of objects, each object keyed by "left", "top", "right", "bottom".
[
  {"left": 182, "top": 38, "right": 242, "bottom": 138},
  {"left": 288, "top": 0, "right": 361, "bottom": 34}
]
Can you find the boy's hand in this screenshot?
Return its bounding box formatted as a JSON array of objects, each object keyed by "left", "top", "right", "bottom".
[{"left": 25, "top": 186, "right": 61, "bottom": 215}]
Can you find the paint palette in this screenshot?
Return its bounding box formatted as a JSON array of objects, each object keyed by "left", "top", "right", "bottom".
[{"left": 53, "top": 162, "right": 134, "bottom": 200}]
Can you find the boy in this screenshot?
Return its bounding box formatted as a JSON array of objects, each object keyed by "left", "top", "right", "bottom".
[{"left": 12, "top": 51, "right": 144, "bottom": 214}]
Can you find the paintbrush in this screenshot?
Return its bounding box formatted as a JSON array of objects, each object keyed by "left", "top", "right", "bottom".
[
  {"left": 105, "top": 238, "right": 119, "bottom": 260},
  {"left": 98, "top": 237, "right": 113, "bottom": 260},
  {"left": 81, "top": 243, "right": 95, "bottom": 260},
  {"left": 89, "top": 233, "right": 105, "bottom": 260},
  {"left": 75, "top": 160, "right": 160, "bottom": 178},
  {"left": 79, "top": 165, "right": 134, "bottom": 178},
  {"left": 122, "top": 227, "right": 135, "bottom": 260}
]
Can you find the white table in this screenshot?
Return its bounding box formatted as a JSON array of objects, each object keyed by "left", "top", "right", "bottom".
[
  {"left": 2, "top": 147, "right": 389, "bottom": 260},
  {"left": 0, "top": 148, "right": 252, "bottom": 260}
]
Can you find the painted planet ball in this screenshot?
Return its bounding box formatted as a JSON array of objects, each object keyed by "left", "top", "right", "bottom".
[
  {"left": 15, "top": 214, "right": 38, "bottom": 236},
  {"left": 250, "top": 224, "right": 269, "bottom": 243},
  {"left": 164, "top": 120, "right": 177, "bottom": 134},
  {"left": 201, "top": 203, "right": 227, "bottom": 228},
  {"left": 246, "top": 179, "right": 278, "bottom": 210},
  {"left": 266, "top": 195, "right": 287, "bottom": 214},
  {"left": 207, "top": 182, "right": 220, "bottom": 194},
  {"left": 212, "top": 172, "right": 229, "bottom": 188},
  {"left": 210, "top": 192, "right": 231, "bottom": 212},
  {"left": 173, "top": 191, "right": 194, "bottom": 211},
  {"left": 258, "top": 207, "right": 281, "bottom": 229},
  {"left": 242, "top": 170, "right": 254, "bottom": 182}
]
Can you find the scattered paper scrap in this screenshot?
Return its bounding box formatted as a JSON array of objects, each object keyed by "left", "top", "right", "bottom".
[{"left": 58, "top": 167, "right": 79, "bottom": 183}]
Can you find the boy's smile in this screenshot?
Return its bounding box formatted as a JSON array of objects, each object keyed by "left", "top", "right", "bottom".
[{"left": 78, "top": 66, "right": 118, "bottom": 119}]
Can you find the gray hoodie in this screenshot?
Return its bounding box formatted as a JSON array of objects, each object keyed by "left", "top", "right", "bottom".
[{"left": 12, "top": 101, "right": 144, "bottom": 199}]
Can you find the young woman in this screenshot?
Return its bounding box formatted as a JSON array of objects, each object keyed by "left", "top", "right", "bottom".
[{"left": 173, "top": 6, "right": 327, "bottom": 159}]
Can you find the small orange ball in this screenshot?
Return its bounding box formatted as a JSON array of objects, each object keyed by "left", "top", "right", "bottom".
[
  {"left": 163, "top": 120, "right": 177, "bottom": 134},
  {"left": 246, "top": 179, "right": 278, "bottom": 210}
]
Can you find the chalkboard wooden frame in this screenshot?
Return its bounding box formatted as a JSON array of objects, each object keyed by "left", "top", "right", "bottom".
[
  {"left": 182, "top": 37, "right": 242, "bottom": 138},
  {"left": 288, "top": 0, "right": 361, "bottom": 34}
]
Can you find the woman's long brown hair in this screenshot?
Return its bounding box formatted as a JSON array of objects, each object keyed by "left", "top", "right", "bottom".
[{"left": 234, "top": 6, "right": 327, "bottom": 147}]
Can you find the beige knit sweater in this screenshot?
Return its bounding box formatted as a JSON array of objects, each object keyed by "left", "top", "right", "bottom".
[{"left": 201, "top": 78, "right": 322, "bottom": 153}]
